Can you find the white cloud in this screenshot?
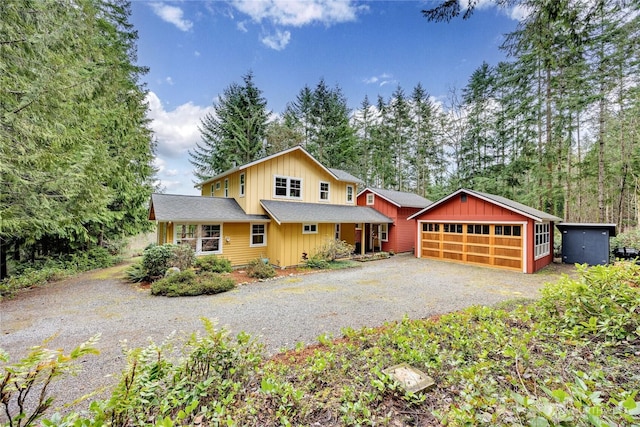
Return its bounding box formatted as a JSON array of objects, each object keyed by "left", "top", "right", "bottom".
[
  {"left": 237, "top": 20, "right": 249, "bottom": 32},
  {"left": 261, "top": 28, "right": 291, "bottom": 50},
  {"left": 149, "top": 2, "right": 193, "bottom": 31},
  {"left": 230, "top": 0, "right": 367, "bottom": 27},
  {"left": 145, "top": 91, "right": 213, "bottom": 158},
  {"left": 165, "top": 76, "right": 174, "bottom": 85},
  {"left": 194, "top": 50, "right": 201, "bottom": 57},
  {"left": 146, "top": 92, "right": 212, "bottom": 195},
  {"left": 508, "top": 4, "right": 532, "bottom": 21},
  {"left": 363, "top": 73, "right": 396, "bottom": 87}
]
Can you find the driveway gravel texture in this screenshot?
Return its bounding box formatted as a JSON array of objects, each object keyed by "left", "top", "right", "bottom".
[{"left": 0, "top": 254, "right": 569, "bottom": 417}]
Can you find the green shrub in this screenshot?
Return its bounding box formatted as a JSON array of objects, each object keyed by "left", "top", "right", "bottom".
[
  {"left": 0, "top": 336, "right": 100, "bottom": 427},
  {"left": 141, "top": 244, "right": 195, "bottom": 281},
  {"left": 194, "top": 254, "right": 232, "bottom": 273},
  {"left": 611, "top": 228, "right": 640, "bottom": 250},
  {"left": 124, "top": 262, "right": 147, "bottom": 283},
  {"left": 171, "top": 244, "right": 196, "bottom": 271},
  {"left": 246, "top": 258, "right": 276, "bottom": 279},
  {"left": 313, "top": 239, "right": 354, "bottom": 262},
  {"left": 304, "top": 255, "right": 329, "bottom": 269},
  {"left": 151, "top": 270, "right": 235, "bottom": 297},
  {"left": 537, "top": 261, "right": 640, "bottom": 342},
  {"left": 0, "top": 267, "right": 70, "bottom": 297}
]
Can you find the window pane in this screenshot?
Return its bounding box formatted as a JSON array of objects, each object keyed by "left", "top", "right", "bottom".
[
  {"left": 483, "top": 225, "right": 490, "bottom": 234},
  {"left": 201, "top": 238, "right": 219, "bottom": 252},
  {"left": 290, "top": 179, "right": 301, "bottom": 198},
  {"left": 495, "top": 226, "right": 502, "bottom": 235},
  {"left": 275, "top": 177, "right": 287, "bottom": 196},
  {"left": 513, "top": 226, "right": 521, "bottom": 236}
]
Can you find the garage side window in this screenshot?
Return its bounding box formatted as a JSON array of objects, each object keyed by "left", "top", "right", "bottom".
[{"left": 535, "top": 223, "right": 550, "bottom": 258}]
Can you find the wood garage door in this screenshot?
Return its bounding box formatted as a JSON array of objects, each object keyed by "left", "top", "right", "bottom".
[{"left": 420, "top": 223, "right": 523, "bottom": 271}]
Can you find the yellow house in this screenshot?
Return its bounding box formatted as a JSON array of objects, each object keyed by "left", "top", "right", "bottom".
[{"left": 148, "top": 146, "right": 392, "bottom": 267}]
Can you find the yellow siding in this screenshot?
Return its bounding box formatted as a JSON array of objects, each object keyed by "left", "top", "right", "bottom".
[
  {"left": 218, "top": 222, "right": 266, "bottom": 266},
  {"left": 243, "top": 150, "right": 354, "bottom": 215},
  {"left": 268, "top": 223, "right": 336, "bottom": 267}
]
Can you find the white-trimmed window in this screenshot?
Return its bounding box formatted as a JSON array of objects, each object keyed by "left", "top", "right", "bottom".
[
  {"left": 366, "top": 193, "right": 374, "bottom": 205},
  {"left": 215, "top": 181, "right": 221, "bottom": 190},
  {"left": 224, "top": 179, "right": 229, "bottom": 197},
  {"left": 175, "top": 224, "right": 222, "bottom": 254},
  {"left": 335, "top": 223, "right": 341, "bottom": 240},
  {"left": 175, "top": 224, "right": 197, "bottom": 251},
  {"left": 302, "top": 223, "right": 318, "bottom": 234},
  {"left": 319, "top": 181, "right": 330, "bottom": 201},
  {"left": 201, "top": 225, "right": 222, "bottom": 253},
  {"left": 535, "top": 223, "right": 550, "bottom": 259},
  {"left": 250, "top": 223, "right": 266, "bottom": 247},
  {"left": 239, "top": 173, "right": 245, "bottom": 197},
  {"left": 346, "top": 185, "right": 354, "bottom": 203},
  {"left": 274, "top": 176, "right": 302, "bottom": 199},
  {"left": 380, "top": 223, "right": 388, "bottom": 242},
  {"left": 210, "top": 185, "right": 215, "bottom": 196}
]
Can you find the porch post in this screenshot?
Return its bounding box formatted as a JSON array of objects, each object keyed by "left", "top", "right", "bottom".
[{"left": 360, "top": 223, "right": 365, "bottom": 255}]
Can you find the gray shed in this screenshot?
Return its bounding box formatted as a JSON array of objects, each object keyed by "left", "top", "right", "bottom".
[{"left": 556, "top": 223, "right": 616, "bottom": 265}]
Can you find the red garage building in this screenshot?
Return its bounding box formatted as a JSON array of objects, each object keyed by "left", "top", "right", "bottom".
[
  {"left": 408, "top": 189, "right": 562, "bottom": 273},
  {"left": 357, "top": 188, "right": 432, "bottom": 254}
]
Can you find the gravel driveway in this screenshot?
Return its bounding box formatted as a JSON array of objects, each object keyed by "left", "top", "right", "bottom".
[{"left": 0, "top": 254, "right": 569, "bottom": 416}]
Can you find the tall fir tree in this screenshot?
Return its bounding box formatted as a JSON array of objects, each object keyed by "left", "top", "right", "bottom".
[{"left": 190, "top": 71, "right": 269, "bottom": 180}]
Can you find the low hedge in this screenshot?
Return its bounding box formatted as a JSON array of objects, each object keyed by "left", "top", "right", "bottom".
[{"left": 151, "top": 270, "right": 235, "bottom": 297}]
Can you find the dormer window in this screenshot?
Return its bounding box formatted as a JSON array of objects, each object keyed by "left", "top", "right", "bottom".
[{"left": 366, "top": 193, "right": 374, "bottom": 205}]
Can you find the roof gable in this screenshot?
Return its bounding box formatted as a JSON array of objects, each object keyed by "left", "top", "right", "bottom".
[
  {"left": 408, "top": 189, "right": 562, "bottom": 222},
  {"left": 357, "top": 187, "right": 432, "bottom": 209},
  {"left": 197, "top": 146, "right": 363, "bottom": 187}
]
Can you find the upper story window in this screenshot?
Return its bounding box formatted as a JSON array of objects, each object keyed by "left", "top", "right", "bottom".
[
  {"left": 274, "top": 176, "right": 302, "bottom": 199},
  {"left": 346, "top": 185, "right": 354, "bottom": 203},
  {"left": 366, "top": 193, "right": 374, "bottom": 205},
  {"left": 239, "top": 173, "right": 245, "bottom": 197},
  {"left": 319, "top": 182, "right": 330, "bottom": 201},
  {"left": 224, "top": 179, "right": 229, "bottom": 197},
  {"left": 215, "top": 181, "right": 221, "bottom": 190}
]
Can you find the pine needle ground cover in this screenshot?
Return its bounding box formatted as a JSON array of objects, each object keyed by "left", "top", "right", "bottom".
[{"left": 2, "top": 263, "right": 639, "bottom": 426}]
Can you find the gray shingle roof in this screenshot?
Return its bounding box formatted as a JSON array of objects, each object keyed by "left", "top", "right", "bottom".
[
  {"left": 260, "top": 200, "right": 392, "bottom": 224},
  {"left": 365, "top": 188, "right": 432, "bottom": 208},
  {"left": 469, "top": 189, "right": 562, "bottom": 222},
  {"left": 328, "top": 168, "right": 364, "bottom": 184},
  {"left": 149, "top": 194, "right": 270, "bottom": 222},
  {"left": 409, "top": 189, "right": 562, "bottom": 222}
]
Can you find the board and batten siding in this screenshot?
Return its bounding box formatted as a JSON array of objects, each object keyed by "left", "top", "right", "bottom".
[
  {"left": 230, "top": 150, "right": 356, "bottom": 215},
  {"left": 267, "top": 222, "right": 336, "bottom": 267}
]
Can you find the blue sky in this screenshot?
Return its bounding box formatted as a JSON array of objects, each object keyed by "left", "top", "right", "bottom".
[{"left": 130, "top": 1, "right": 526, "bottom": 196}]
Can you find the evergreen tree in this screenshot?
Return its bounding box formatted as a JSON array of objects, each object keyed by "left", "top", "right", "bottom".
[
  {"left": 0, "top": 0, "right": 155, "bottom": 279},
  {"left": 190, "top": 71, "right": 269, "bottom": 180}
]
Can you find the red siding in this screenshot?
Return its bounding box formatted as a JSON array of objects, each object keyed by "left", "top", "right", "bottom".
[
  {"left": 357, "top": 191, "right": 420, "bottom": 253},
  {"left": 413, "top": 192, "right": 555, "bottom": 274}
]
